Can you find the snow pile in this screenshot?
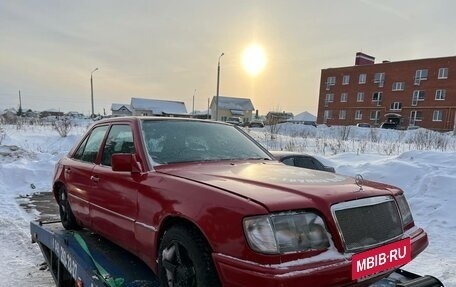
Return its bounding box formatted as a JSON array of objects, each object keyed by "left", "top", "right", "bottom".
[
  {"left": 0, "top": 122, "right": 454, "bottom": 287},
  {"left": 250, "top": 123, "right": 456, "bottom": 156},
  {"left": 0, "top": 123, "right": 90, "bottom": 287},
  {"left": 331, "top": 151, "right": 456, "bottom": 284}
]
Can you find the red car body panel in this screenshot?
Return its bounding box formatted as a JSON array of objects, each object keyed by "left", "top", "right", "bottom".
[
  {"left": 155, "top": 161, "right": 394, "bottom": 210},
  {"left": 61, "top": 158, "right": 94, "bottom": 226},
  {"left": 52, "top": 117, "right": 429, "bottom": 287},
  {"left": 212, "top": 226, "right": 428, "bottom": 287}
]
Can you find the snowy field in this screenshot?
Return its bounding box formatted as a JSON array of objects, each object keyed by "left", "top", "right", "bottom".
[{"left": 0, "top": 121, "right": 455, "bottom": 287}]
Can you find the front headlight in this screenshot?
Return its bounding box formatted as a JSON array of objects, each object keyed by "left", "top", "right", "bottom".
[
  {"left": 243, "top": 212, "right": 330, "bottom": 254},
  {"left": 396, "top": 194, "right": 414, "bottom": 227}
]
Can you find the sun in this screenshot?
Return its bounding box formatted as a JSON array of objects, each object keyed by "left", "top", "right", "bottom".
[{"left": 242, "top": 44, "right": 266, "bottom": 76}]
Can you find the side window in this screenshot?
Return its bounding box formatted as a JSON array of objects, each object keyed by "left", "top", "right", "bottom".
[
  {"left": 281, "top": 157, "right": 294, "bottom": 166},
  {"left": 73, "top": 126, "right": 108, "bottom": 163},
  {"left": 73, "top": 136, "right": 89, "bottom": 160},
  {"left": 101, "top": 125, "right": 135, "bottom": 166}
]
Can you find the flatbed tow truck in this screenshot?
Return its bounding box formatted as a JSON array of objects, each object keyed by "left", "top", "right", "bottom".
[{"left": 31, "top": 221, "right": 444, "bottom": 287}]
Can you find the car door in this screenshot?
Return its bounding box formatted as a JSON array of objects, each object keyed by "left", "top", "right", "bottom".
[
  {"left": 65, "top": 125, "right": 109, "bottom": 227},
  {"left": 91, "top": 124, "right": 139, "bottom": 253}
]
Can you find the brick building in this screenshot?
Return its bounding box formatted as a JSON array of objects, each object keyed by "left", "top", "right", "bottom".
[{"left": 317, "top": 52, "right": 456, "bottom": 131}]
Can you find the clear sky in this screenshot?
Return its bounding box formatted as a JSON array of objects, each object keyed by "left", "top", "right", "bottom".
[{"left": 1, "top": 1, "right": 455, "bottom": 116}]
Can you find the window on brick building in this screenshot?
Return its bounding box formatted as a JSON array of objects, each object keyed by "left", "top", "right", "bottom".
[
  {"left": 342, "top": 75, "right": 350, "bottom": 85},
  {"left": 390, "top": 102, "right": 402, "bottom": 110},
  {"left": 339, "top": 110, "right": 346, "bottom": 119},
  {"left": 370, "top": 110, "right": 380, "bottom": 122},
  {"left": 374, "top": 73, "right": 385, "bottom": 87},
  {"left": 412, "top": 90, "right": 425, "bottom": 106},
  {"left": 433, "top": 110, "right": 443, "bottom": 121},
  {"left": 325, "top": 93, "right": 334, "bottom": 103},
  {"left": 340, "top": 93, "right": 348, "bottom": 102},
  {"left": 435, "top": 89, "right": 446, "bottom": 100},
  {"left": 414, "top": 69, "right": 428, "bottom": 85},
  {"left": 415, "top": 69, "right": 428, "bottom": 79},
  {"left": 410, "top": 111, "right": 423, "bottom": 126},
  {"left": 438, "top": 68, "right": 448, "bottom": 79},
  {"left": 355, "top": 110, "right": 362, "bottom": 120},
  {"left": 359, "top": 73, "right": 366, "bottom": 84},
  {"left": 372, "top": 92, "right": 382, "bottom": 106},
  {"left": 324, "top": 110, "right": 332, "bottom": 120},
  {"left": 326, "top": 76, "right": 336, "bottom": 86},
  {"left": 357, "top": 92, "right": 364, "bottom": 102},
  {"left": 392, "top": 82, "right": 405, "bottom": 91}
]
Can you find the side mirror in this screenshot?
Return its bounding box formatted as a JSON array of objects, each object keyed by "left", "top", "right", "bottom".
[
  {"left": 323, "top": 166, "right": 336, "bottom": 173},
  {"left": 111, "top": 153, "right": 143, "bottom": 173}
]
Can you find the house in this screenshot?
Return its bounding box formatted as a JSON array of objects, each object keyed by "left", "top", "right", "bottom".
[
  {"left": 130, "top": 98, "right": 188, "bottom": 117},
  {"left": 318, "top": 52, "right": 456, "bottom": 131},
  {"left": 111, "top": 104, "right": 132, "bottom": 116},
  {"left": 209, "top": 96, "right": 254, "bottom": 123},
  {"left": 190, "top": 110, "right": 211, "bottom": 119},
  {"left": 285, "top": 111, "right": 317, "bottom": 126},
  {"left": 66, "top": 111, "right": 85, "bottom": 118},
  {"left": 265, "top": 111, "right": 294, "bottom": 125},
  {"left": 24, "top": 109, "right": 39, "bottom": 118},
  {"left": 39, "top": 109, "right": 64, "bottom": 118},
  {"left": 1, "top": 109, "right": 18, "bottom": 124}
]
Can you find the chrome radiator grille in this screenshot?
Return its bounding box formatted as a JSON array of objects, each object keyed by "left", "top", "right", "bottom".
[{"left": 332, "top": 196, "right": 403, "bottom": 252}]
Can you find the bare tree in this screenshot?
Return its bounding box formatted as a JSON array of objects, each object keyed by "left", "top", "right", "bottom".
[
  {"left": 266, "top": 116, "right": 281, "bottom": 139},
  {"left": 0, "top": 127, "right": 5, "bottom": 145},
  {"left": 54, "top": 118, "right": 72, "bottom": 137}
]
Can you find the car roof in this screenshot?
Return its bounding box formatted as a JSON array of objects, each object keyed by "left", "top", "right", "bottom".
[{"left": 92, "top": 116, "right": 228, "bottom": 125}]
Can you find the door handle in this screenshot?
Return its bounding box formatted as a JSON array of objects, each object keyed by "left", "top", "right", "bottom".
[
  {"left": 64, "top": 168, "right": 71, "bottom": 174},
  {"left": 90, "top": 175, "right": 99, "bottom": 183}
]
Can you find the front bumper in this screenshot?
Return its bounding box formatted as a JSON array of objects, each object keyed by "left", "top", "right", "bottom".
[{"left": 213, "top": 228, "right": 428, "bottom": 287}]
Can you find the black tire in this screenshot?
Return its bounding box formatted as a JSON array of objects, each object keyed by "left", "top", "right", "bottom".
[
  {"left": 158, "top": 225, "right": 221, "bottom": 287},
  {"left": 58, "top": 185, "right": 81, "bottom": 230}
]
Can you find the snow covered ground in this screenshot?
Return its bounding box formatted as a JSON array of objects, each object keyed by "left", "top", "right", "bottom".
[{"left": 0, "top": 122, "right": 454, "bottom": 287}]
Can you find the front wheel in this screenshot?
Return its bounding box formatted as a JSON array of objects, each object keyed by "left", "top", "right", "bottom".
[
  {"left": 58, "top": 185, "right": 81, "bottom": 230},
  {"left": 158, "top": 225, "right": 221, "bottom": 287}
]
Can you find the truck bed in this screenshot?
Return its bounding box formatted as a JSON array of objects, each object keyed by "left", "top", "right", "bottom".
[
  {"left": 31, "top": 221, "right": 159, "bottom": 287},
  {"left": 30, "top": 221, "right": 443, "bottom": 287}
]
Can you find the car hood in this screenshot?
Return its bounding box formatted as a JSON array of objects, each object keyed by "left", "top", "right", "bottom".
[{"left": 154, "top": 160, "right": 397, "bottom": 212}]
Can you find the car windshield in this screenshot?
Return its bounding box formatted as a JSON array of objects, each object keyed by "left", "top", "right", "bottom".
[{"left": 141, "top": 119, "right": 271, "bottom": 164}]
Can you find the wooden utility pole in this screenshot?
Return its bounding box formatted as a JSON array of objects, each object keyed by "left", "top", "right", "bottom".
[
  {"left": 18, "top": 90, "right": 23, "bottom": 116},
  {"left": 192, "top": 89, "right": 196, "bottom": 118}
]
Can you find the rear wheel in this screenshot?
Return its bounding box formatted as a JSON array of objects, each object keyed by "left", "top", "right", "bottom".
[
  {"left": 158, "top": 225, "right": 220, "bottom": 287},
  {"left": 58, "top": 185, "right": 80, "bottom": 230}
]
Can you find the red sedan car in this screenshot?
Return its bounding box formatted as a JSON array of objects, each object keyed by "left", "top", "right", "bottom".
[{"left": 53, "top": 117, "right": 428, "bottom": 287}]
